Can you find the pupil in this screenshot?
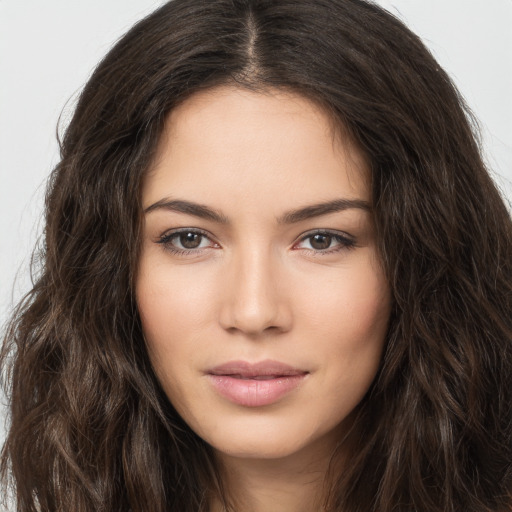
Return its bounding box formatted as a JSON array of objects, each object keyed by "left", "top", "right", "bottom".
[
  {"left": 180, "top": 232, "right": 201, "bottom": 249},
  {"left": 311, "top": 234, "right": 331, "bottom": 250}
]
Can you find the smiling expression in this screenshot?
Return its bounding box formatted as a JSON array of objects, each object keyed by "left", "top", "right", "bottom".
[{"left": 136, "top": 85, "right": 391, "bottom": 461}]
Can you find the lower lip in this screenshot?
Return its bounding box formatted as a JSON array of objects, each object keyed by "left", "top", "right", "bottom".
[{"left": 207, "top": 374, "right": 307, "bottom": 407}]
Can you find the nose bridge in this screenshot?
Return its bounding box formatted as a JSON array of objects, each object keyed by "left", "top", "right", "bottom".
[{"left": 219, "top": 242, "right": 290, "bottom": 335}]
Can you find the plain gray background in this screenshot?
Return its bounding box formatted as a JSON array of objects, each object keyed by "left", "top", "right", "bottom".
[{"left": 1, "top": 1, "right": 511, "bottom": 499}]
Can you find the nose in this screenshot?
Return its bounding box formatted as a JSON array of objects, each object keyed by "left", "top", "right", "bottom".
[{"left": 218, "top": 246, "right": 293, "bottom": 337}]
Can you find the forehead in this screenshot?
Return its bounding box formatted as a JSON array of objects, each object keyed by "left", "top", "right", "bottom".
[
  {"left": 164, "top": 85, "right": 342, "bottom": 146},
  {"left": 143, "top": 85, "right": 370, "bottom": 209}
]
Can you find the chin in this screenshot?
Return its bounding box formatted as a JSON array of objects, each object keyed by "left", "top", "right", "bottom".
[
  {"left": 194, "top": 413, "right": 344, "bottom": 462},
  {"left": 213, "top": 436, "right": 305, "bottom": 460}
]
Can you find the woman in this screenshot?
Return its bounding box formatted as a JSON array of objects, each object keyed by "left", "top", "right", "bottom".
[{"left": 1, "top": 0, "right": 511, "bottom": 511}]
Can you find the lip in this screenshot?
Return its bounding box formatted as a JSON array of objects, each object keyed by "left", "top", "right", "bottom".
[{"left": 206, "top": 360, "right": 309, "bottom": 407}]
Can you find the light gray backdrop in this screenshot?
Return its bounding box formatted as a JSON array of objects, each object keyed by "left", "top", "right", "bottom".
[{"left": 1, "top": 1, "right": 511, "bottom": 503}]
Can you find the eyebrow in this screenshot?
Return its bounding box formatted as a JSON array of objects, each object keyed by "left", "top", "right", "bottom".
[
  {"left": 145, "top": 199, "right": 230, "bottom": 223},
  {"left": 277, "top": 198, "right": 371, "bottom": 224},
  {"left": 144, "top": 198, "right": 371, "bottom": 224}
]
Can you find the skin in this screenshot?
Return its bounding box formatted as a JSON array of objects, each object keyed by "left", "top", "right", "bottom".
[{"left": 136, "top": 85, "right": 391, "bottom": 512}]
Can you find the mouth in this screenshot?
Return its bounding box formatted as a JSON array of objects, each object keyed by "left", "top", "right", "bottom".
[
  {"left": 216, "top": 375, "right": 290, "bottom": 380},
  {"left": 206, "top": 360, "right": 309, "bottom": 407},
  {"left": 208, "top": 359, "right": 308, "bottom": 378}
]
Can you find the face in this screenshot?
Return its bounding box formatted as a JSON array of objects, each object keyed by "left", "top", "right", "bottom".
[{"left": 136, "top": 86, "right": 391, "bottom": 462}]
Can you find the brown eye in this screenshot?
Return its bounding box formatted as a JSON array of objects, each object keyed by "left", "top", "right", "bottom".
[
  {"left": 294, "top": 231, "right": 356, "bottom": 254},
  {"left": 179, "top": 232, "right": 202, "bottom": 249},
  {"left": 157, "top": 229, "right": 215, "bottom": 254},
  {"left": 310, "top": 234, "right": 332, "bottom": 250}
]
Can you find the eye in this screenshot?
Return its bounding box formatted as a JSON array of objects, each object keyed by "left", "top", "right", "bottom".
[
  {"left": 157, "top": 228, "right": 218, "bottom": 255},
  {"left": 294, "top": 230, "right": 356, "bottom": 254}
]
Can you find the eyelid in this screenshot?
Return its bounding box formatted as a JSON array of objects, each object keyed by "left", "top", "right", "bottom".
[
  {"left": 156, "top": 227, "right": 220, "bottom": 253},
  {"left": 292, "top": 229, "right": 357, "bottom": 253},
  {"left": 155, "top": 227, "right": 356, "bottom": 256}
]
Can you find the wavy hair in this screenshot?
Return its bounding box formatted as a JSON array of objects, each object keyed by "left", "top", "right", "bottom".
[{"left": 2, "top": 0, "right": 511, "bottom": 511}]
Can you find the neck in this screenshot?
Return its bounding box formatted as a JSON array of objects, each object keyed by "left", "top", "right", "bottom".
[
  {"left": 211, "top": 457, "right": 325, "bottom": 512},
  {"left": 210, "top": 429, "right": 347, "bottom": 512}
]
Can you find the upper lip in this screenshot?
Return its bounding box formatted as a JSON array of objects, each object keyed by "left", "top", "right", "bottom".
[{"left": 208, "top": 359, "right": 308, "bottom": 378}]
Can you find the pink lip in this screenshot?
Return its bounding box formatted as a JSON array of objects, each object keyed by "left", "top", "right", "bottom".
[{"left": 206, "top": 360, "right": 308, "bottom": 407}]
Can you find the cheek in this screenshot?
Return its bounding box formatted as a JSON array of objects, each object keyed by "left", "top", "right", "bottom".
[
  {"left": 137, "top": 258, "right": 214, "bottom": 338},
  {"left": 136, "top": 263, "right": 196, "bottom": 376},
  {"left": 297, "top": 255, "right": 390, "bottom": 397},
  {"left": 301, "top": 268, "right": 389, "bottom": 423},
  {"left": 299, "top": 255, "right": 390, "bottom": 340},
  {"left": 135, "top": 257, "right": 226, "bottom": 412}
]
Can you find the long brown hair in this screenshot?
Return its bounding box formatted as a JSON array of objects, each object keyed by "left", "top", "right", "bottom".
[{"left": 2, "top": 1, "right": 511, "bottom": 511}]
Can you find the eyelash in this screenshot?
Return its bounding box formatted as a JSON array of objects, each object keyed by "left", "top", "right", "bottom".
[
  {"left": 156, "top": 228, "right": 356, "bottom": 256},
  {"left": 157, "top": 228, "right": 217, "bottom": 256},
  {"left": 295, "top": 229, "right": 357, "bottom": 255}
]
